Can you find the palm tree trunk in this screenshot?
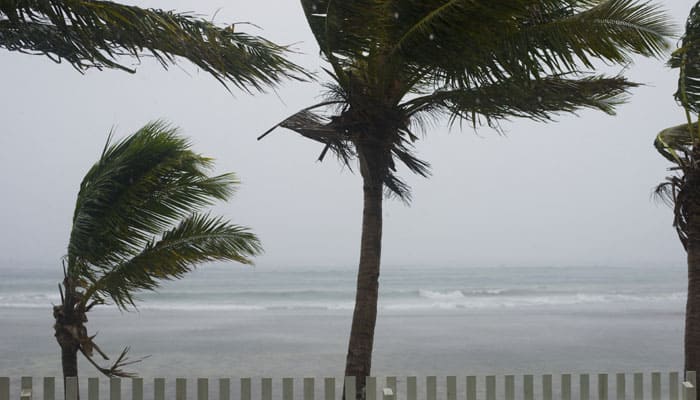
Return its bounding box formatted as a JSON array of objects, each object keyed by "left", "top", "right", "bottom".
[
  {"left": 687, "top": 235, "right": 700, "bottom": 374},
  {"left": 54, "top": 279, "right": 81, "bottom": 398},
  {"left": 61, "top": 342, "right": 79, "bottom": 377},
  {"left": 344, "top": 145, "right": 384, "bottom": 400}
]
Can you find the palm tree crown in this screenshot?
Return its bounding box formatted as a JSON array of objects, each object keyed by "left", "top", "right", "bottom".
[
  {"left": 55, "top": 121, "right": 262, "bottom": 377},
  {"left": 0, "top": 0, "right": 307, "bottom": 90},
  {"left": 265, "top": 0, "right": 673, "bottom": 199}
]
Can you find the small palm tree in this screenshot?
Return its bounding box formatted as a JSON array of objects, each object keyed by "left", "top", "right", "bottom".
[
  {"left": 261, "top": 1, "right": 673, "bottom": 397},
  {"left": 53, "top": 121, "right": 262, "bottom": 380},
  {"left": 0, "top": 0, "right": 306, "bottom": 90},
  {"left": 655, "top": 1, "right": 700, "bottom": 375}
]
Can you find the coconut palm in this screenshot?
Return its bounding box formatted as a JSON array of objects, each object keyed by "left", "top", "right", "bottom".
[
  {"left": 0, "top": 0, "right": 306, "bottom": 90},
  {"left": 655, "top": 1, "right": 700, "bottom": 375},
  {"left": 260, "top": 1, "right": 673, "bottom": 397},
  {"left": 54, "top": 121, "right": 262, "bottom": 380}
]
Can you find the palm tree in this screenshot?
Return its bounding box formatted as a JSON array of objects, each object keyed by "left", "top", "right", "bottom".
[
  {"left": 655, "top": 1, "right": 700, "bottom": 376},
  {"left": 260, "top": 1, "right": 673, "bottom": 397},
  {"left": 0, "top": 0, "right": 306, "bottom": 90},
  {"left": 54, "top": 121, "right": 262, "bottom": 380}
]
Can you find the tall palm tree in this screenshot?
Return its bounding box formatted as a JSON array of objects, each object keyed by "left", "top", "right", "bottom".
[
  {"left": 655, "top": 1, "right": 700, "bottom": 376},
  {"left": 0, "top": 0, "right": 306, "bottom": 90},
  {"left": 54, "top": 121, "right": 262, "bottom": 380},
  {"left": 261, "top": 1, "right": 673, "bottom": 397}
]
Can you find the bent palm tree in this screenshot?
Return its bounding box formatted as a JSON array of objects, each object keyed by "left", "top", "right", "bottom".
[
  {"left": 54, "top": 121, "right": 262, "bottom": 380},
  {"left": 0, "top": 0, "right": 306, "bottom": 90},
  {"left": 655, "top": 1, "right": 700, "bottom": 375},
  {"left": 261, "top": 1, "right": 672, "bottom": 397}
]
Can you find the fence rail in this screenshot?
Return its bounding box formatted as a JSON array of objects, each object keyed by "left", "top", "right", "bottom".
[{"left": 0, "top": 372, "right": 696, "bottom": 400}]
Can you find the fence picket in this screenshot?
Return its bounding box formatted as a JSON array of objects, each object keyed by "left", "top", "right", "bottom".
[
  {"left": 524, "top": 375, "right": 534, "bottom": 400},
  {"left": 366, "top": 377, "right": 377, "bottom": 400},
  {"left": 219, "top": 378, "right": 230, "bottom": 400},
  {"left": 66, "top": 377, "right": 79, "bottom": 400},
  {"left": 447, "top": 376, "right": 457, "bottom": 400},
  {"left": 386, "top": 377, "right": 397, "bottom": 400},
  {"left": 110, "top": 377, "right": 121, "bottom": 400},
  {"left": 426, "top": 376, "right": 437, "bottom": 400},
  {"left": 88, "top": 378, "right": 99, "bottom": 400},
  {"left": 132, "top": 378, "right": 143, "bottom": 400},
  {"left": 304, "top": 378, "right": 315, "bottom": 400},
  {"left": 154, "top": 378, "right": 165, "bottom": 400},
  {"left": 581, "top": 374, "right": 591, "bottom": 400},
  {"left": 486, "top": 376, "right": 496, "bottom": 400},
  {"left": 241, "top": 378, "right": 251, "bottom": 400},
  {"left": 324, "top": 378, "right": 335, "bottom": 400},
  {"left": 262, "top": 378, "right": 272, "bottom": 400},
  {"left": 407, "top": 377, "right": 417, "bottom": 400},
  {"left": 176, "top": 378, "right": 187, "bottom": 400},
  {"left": 652, "top": 373, "right": 661, "bottom": 400},
  {"left": 617, "top": 374, "right": 625, "bottom": 400},
  {"left": 599, "top": 374, "right": 608, "bottom": 400},
  {"left": 283, "top": 378, "right": 294, "bottom": 400},
  {"left": 505, "top": 375, "right": 514, "bottom": 400},
  {"left": 543, "top": 374, "right": 552, "bottom": 400},
  {"left": 20, "top": 376, "right": 31, "bottom": 400},
  {"left": 466, "top": 377, "right": 476, "bottom": 400},
  {"left": 344, "top": 377, "right": 355, "bottom": 400},
  {"left": 670, "top": 373, "right": 680, "bottom": 400},
  {"left": 198, "top": 378, "right": 208, "bottom": 400},
  {"left": 562, "top": 374, "right": 572, "bottom": 400},
  {"left": 43, "top": 377, "right": 55, "bottom": 400},
  {"left": 0, "top": 377, "right": 7, "bottom": 400},
  {"left": 634, "top": 373, "right": 643, "bottom": 400},
  {"left": 688, "top": 372, "right": 697, "bottom": 400}
]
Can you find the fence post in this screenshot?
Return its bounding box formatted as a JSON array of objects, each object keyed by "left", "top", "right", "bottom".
[
  {"left": 219, "top": 378, "right": 231, "bottom": 400},
  {"left": 324, "top": 378, "right": 334, "bottom": 400},
  {"left": 366, "top": 377, "right": 377, "bottom": 400},
  {"left": 652, "top": 372, "right": 661, "bottom": 400},
  {"left": 88, "top": 378, "right": 98, "bottom": 400},
  {"left": 21, "top": 377, "right": 32, "bottom": 400},
  {"left": 505, "top": 375, "right": 514, "bottom": 400},
  {"left": 132, "top": 378, "right": 143, "bottom": 400},
  {"left": 523, "top": 375, "right": 534, "bottom": 400},
  {"left": 543, "top": 374, "right": 552, "bottom": 400},
  {"left": 154, "top": 378, "right": 165, "bottom": 400},
  {"left": 176, "top": 378, "right": 187, "bottom": 400},
  {"left": 65, "top": 377, "right": 79, "bottom": 400},
  {"left": 43, "top": 377, "right": 55, "bottom": 400},
  {"left": 240, "top": 378, "right": 251, "bottom": 400},
  {"left": 686, "top": 372, "right": 697, "bottom": 400},
  {"left": 344, "top": 377, "right": 355, "bottom": 400},
  {"left": 406, "top": 377, "right": 417, "bottom": 400},
  {"left": 670, "top": 372, "right": 680, "bottom": 400},
  {"left": 197, "top": 378, "right": 208, "bottom": 400},
  {"left": 303, "top": 378, "right": 315, "bottom": 400},
  {"left": 561, "top": 374, "right": 572, "bottom": 400},
  {"left": 283, "top": 378, "right": 293, "bottom": 400},
  {"left": 616, "top": 374, "right": 625, "bottom": 400}
]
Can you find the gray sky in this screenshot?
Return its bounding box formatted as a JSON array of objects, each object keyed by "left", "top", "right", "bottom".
[{"left": 0, "top": 0, "right": 695, "bottom": 270}]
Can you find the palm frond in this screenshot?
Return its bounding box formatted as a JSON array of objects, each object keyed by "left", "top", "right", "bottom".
[
  {"left": 392, "top": 0, "right": 672, "bottom": 88},
  {"left": 82, "top": 213, "right": 261, "bottom": 310},
  {"left": 654, "top": 122, "right": 698, "bottom": 164},
  {"left": 404, "top": 75, "right": 638, "bottom": 128},
  {"left": 67, "top": 121, "right": 237, "bottom": 277},
  {"left": 669, "top": 2, "right": 700, "bottom": 114},
  {"left": 0, "top": 0, "right": 308, "bottom": 90}
]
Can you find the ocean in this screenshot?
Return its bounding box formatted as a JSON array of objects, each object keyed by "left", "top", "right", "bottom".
[{"left": 0, "top": 264, "right": 688, "bottom": 396}]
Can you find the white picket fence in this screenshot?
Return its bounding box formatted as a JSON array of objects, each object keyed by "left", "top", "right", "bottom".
[{"left": 0, "top": 373, "right": 697, "bottom": 400}]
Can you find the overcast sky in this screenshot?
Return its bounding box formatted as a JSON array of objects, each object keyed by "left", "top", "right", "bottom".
[{"left": 0, "top": 1, "right": 696, "bottom": 270}]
